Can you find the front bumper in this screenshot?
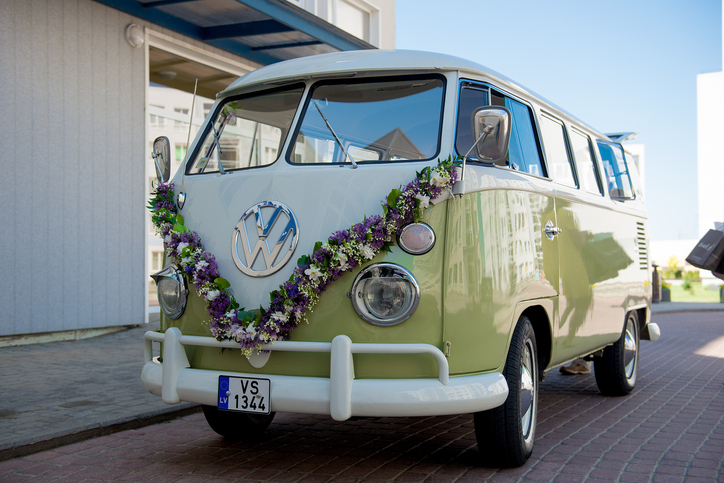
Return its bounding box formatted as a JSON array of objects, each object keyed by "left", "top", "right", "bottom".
[{"left": 142, "top": 328, "right": 508, "bottom": 421}]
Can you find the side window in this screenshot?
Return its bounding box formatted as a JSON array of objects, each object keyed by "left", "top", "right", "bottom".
[
  {"left": 491, "top": 90, "right": 545, "bottom": 177},
  {"left": 455, "top": 85, "right": 489, "bottom": 160},
  {"left": 597, "top": 141, "right": 634, "bottom": 199},
  {"left": 570, "top": 129, "right": 603, "bottom": 195},
  {"left": 539, "top": 114, "right": 576, "bottom": 187}
]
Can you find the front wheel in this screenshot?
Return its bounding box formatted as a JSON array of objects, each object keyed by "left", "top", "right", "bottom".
[
  {"left": 202, "top": 405, "right": 275, "bottom": 440},
  {"left": 594, "top": 311, "right": 639, "bottom": 396},
  {"left": 474, "top": 316, "right": 538, "bottom": 467}
]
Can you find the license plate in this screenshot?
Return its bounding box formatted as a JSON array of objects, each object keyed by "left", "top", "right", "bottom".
[{"left": 217, "top": 376, "right": 271, "bottom": 414}]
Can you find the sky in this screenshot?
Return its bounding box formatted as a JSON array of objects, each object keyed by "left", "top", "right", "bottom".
[{"left": 395, "top": 0, "right": 722, "bottom": 242}]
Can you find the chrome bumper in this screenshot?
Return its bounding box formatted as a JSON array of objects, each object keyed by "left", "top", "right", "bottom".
[{"left": 142, "top": 328, "right": 508, "bottom": 421}]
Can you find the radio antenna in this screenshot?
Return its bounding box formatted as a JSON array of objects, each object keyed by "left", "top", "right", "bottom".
[{"left": 177, "top": 78, "right": 198, "bottom": 209}]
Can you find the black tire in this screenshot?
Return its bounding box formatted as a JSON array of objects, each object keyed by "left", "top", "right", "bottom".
[
  {"left": 474, "top": 316, "right": 538, "bottom": 467},
  {"left": 201, "top": 405, "right": 275, "bottom": 440},
  {"left": 594, "top": 311, "right": 639, "bottom": 396}
]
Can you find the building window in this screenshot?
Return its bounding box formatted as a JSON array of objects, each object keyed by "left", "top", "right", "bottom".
[
  {"left": 175, "top": 144, "right": 187, "bottom": 163},
  {"left": 332, "top": 0, "right": 370, "bottom": 42},
  {"left": 150, "top": 104, "right": 165, "bottom": 127},
  {"left": 151, "top": 251, "right": 164, "bottom": 272},
  {"left": 203, "top": 103, "right": 214, "bottom": 119},
  {"left": 174, "top": 108, "right": 189, "bottom": 130}
]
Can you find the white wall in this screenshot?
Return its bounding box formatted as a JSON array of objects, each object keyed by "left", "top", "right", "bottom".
[
  {"left": 696, "top": 71, "right": 724, "bottom": 237},
  {"left": 696, "top": 1, "right": 724, "bottom": 237},
  {"left": 0, "top": 0, "right": 148, "bottom": 336}
]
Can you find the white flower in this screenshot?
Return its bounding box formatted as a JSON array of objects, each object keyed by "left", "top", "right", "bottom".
[
  {"left": 205, "top": 289, "right": 220, "bottom": 301},
  {"left": 225, "top": 310, "right": 236, "bottom": 319},
  {"left": 195, "top": 260, "right": 209, "bottom": 272},
  {"left": 336, "top": 252, "right": 349, "bottom": 270},
  {"left": 164, "top": 235, "right": 172, "bottom": 244},
  {"left": 245, "top": 325, "right": 257, "bottom": 337},
  {"left": 181, "top": 257, "right": 193, "bottom": 266},
  {"left": 360, "top": 245, "right": 375, "bottom": 260},
  {"left": 176, "top": 242, "right": 189, "bottom": 253},
  {"left": 305, "top": 266, "right": 323, "bottom": 281},
  {"left": 430, "top": 170, "right": 450, "bottom": 188},
  {"left": 230, "top": 326, "right": 245, "bottom": 342},
  {"left": 430, "top": 172, "right": 443, "bottom": 187},
  {"left": 415, "top": 193, "right": 430, "bottom": 210},
  {"left": 271, "top": 311, "right": 288, "bottom": 323}
]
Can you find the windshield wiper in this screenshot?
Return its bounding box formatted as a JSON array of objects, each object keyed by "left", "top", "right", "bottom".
[
  {"left": 204, "top": 112, "right": 236, "bottom": 174},
  {"left": 313, "top": 100, "right": 358, "bottom": 169}
]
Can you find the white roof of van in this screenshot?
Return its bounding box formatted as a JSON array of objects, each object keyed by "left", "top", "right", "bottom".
[{"left": 224, "top": 49, "right": 508, "bottom": 91}]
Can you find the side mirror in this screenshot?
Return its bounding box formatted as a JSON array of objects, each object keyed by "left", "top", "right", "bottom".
[
  {"left": 152, "top": 136, "right": 171, "bottom": 183},
  {"left": 472, "top": 107, "right": 511, "bottom": 165}
]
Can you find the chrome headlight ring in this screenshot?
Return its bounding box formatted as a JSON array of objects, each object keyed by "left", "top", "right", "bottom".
[
  {"left": 151, "top": 263, "right": 189, "bottom": 320},
  {"left": 350, "top": 263, "right": 420, "bottom": 326}
]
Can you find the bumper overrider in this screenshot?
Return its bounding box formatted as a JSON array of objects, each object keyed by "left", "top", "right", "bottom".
[{"left": 142, "top": 328, "right": 509, "bottom": 421}]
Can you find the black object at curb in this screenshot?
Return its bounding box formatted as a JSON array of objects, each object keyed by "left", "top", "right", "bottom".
[{"left": 0, "top": 404, "right": 201, "bottom": 463}]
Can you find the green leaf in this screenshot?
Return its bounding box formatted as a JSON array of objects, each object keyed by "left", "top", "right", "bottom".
[
  {"left": 173, "top": 223, "right": 187, "bottom": 233},
  {"left": 313, "top": 241, "right": 322, "bottom": 253},
  {"left": 214, "top": 278, "right": 230, "bottom": 290},
  {"left": 387, "top": 188, "right": 402, "bottom": 208},
  {"left": 382, "top": 205, "right": 388, "bottom": 217},
  {"left": 238, "top": 310, "right": 255, "bottom": 322},
  {"left": 297, "top": 254, "right": 309, "bottom": 268},
  {"left": 175, "top": 214, "right": 184, "bottom": 225}
]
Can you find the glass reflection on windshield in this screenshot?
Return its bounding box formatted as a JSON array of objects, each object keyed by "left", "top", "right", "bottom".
[{"left": 291, "top": 77, "right": 444, "bottom": 164}]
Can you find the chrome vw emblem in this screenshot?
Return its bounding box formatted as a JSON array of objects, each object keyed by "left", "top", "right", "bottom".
[{"left": 232, "top": 201, "right": 299, "bottom": 277}]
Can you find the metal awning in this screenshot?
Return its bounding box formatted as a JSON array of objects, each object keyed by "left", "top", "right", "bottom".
[{"left": 95, "top": 0, "right": 375, "bottom": 65}]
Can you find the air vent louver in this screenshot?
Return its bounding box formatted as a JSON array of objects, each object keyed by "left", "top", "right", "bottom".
[{"left": 636, "top": 222, "right": 648, "bottom": 270}]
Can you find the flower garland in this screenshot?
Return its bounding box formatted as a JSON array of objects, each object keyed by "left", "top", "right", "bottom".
[{"left": 149, "top": 156, "right": 459, "bottom": 357}]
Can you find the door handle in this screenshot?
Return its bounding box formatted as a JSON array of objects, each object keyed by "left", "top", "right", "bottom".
[{"left": 544, "top": 220, "right": 562, "bottom": 240}]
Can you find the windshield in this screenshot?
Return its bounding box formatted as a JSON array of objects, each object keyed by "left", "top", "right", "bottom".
[
  {"left": 291, "top": 76, "right": 445, "bottom": 164},
  {"left": 188, "top": 85, "right": 304, "bottom": 174}
]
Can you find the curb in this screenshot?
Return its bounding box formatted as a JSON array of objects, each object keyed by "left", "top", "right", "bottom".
[
  {"left": 0, "top": 404, "right": 201, "bottom": 463},
  {"left": 651, "top": 303, "right": 724, "bottom": 314}
]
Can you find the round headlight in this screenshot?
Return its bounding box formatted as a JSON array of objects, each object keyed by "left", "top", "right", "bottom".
[
  {"left": 151, "top": 264, "right": 188, "bottom": 319},
  {"left": 351, "top": 263, "right": 420, "bottom": 326},
  {"left": 397, "top": 223, "right": 435, "bottom": 255}
]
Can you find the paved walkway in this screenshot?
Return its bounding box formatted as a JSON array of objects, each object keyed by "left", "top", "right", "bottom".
[
  {"left": 0, "top": 314, "right": 198, "bottom": 461},
  {"left": 0, "top": 305, "right": 722, "bottom": 481}
]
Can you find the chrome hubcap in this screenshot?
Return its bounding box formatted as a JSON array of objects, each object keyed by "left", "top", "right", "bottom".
[
  {"left": 520, "top": 341, "right": 535, "bottom": 440},
  {"left": 623, "top": 316, "right": 637, "bottom": 380}
]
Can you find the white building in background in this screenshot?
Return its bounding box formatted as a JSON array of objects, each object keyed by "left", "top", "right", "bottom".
[
  {"left": 697, "top": 18, "right": 724, "bottom": 238},
  {"left": 288, "top": 0, "right": 395, "bottom": 49}
]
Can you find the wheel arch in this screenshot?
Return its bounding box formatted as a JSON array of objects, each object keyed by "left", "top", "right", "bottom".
[{"left": 515, "top": 301, "right": 553, "bottom": 374}]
